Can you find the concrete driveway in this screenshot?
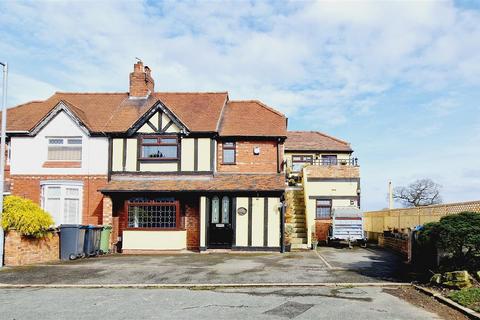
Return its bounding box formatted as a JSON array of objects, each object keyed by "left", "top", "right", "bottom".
[{"left": 0, "top": 246, "right": 407, "bottom": 285}]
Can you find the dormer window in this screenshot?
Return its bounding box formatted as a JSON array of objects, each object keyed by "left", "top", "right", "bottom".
[{"left": 140, "top": 136, "right": 178, "bottom": 160}]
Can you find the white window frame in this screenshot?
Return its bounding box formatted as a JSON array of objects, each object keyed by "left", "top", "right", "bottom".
[
  {"left": 40, "top": 181, "right": 83, "bottom": 226},
  {"left": 47, "top": 136, "right": 83, "bottom": 162}
]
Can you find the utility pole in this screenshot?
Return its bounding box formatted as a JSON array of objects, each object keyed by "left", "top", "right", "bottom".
[
  {"left": 388, "top": 180, "right": 393, "bottom": 210},
  {"left": 0, "top": 61, "right": 8, "bottom": 268}
]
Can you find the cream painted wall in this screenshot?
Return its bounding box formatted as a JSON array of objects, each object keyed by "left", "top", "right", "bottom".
[
  {"left": 305, "top": 180, "right": 358, "bottom": 197},
  {"left": 112, "top": 139, "right": 123, "bottom": 171},
  {"left": 140, "top": 162, "right": 178, "bottom": 171},
  {"left": 138, "top": 123, "right": 155, "bottom": 133},
  {"left": 235, "top": 197, "right": 249, "bottom": 246},
  {"left": 181, "top": 138, "right": 195, "bottom": 171},
  {"left": 197, "top": 138, "right": 211, "bottom": 171},
  {"left": 268, "top": 197, "right": 281, "bottom": 247},
  {"left": 303, "top": 168, "right": 360, "bottom": 248},
  {"left": 10, "top": 111, "right": 108, "bottom": 175},
  {"left": 251, "top": 197, "right": 264, "bottom": 246},
  {"left": 125, "top": 139, "right": 137, "bottom": 171},
  {"left": 122, "top": 230, "right": 187, "bottom": 250}
]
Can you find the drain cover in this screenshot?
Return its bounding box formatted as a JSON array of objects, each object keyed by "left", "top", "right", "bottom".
[{"left": 263, "top": 301, "right": 314, "bottom": 319}]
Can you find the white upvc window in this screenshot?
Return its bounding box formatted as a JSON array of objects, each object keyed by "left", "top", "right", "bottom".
[
  {"left": 41, "top": 181, "right": 83, "bottom": 226},
  {"left": 47, "top": 137, "right": 82, "bottom": 161}
]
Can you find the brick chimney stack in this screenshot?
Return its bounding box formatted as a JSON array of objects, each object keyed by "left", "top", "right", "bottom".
[{"left": 129, "top": 61, "right": 154, "bottom": 98}]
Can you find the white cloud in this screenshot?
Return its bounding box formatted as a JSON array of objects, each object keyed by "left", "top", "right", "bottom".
[{"left": 1, "top": 0, "right": 479, "bottom": 209}]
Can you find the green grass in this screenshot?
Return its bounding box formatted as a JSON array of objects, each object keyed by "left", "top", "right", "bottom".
[{"left": 448, "top": 288, "right": 480, "bottom": 312}]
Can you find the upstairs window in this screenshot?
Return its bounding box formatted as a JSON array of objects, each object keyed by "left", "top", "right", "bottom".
[
  {"left": 47, "top": 137, "right": 82, "bottom": 161},
  {"left": 141, "top": 136, "right": 178, "bottom": 160},
  {"left": 321, "top": 155, "right": 338, "bottom": 165},
  {"left": 222, "top": 142, "right": 236, "bottom": 164},
  {"left": 291, "top": 155, "right": 312, "bottom": 172}
]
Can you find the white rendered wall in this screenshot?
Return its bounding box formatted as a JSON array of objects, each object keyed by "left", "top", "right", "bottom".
[{"left": 10, "top": 111, "right": 109, "bottom": 175}]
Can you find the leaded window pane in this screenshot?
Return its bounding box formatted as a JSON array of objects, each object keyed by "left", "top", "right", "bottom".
[
  {"left": 211, "top": 196, "right": 220, "bottom": 223},
  {"left": 221, "top": 196, "right": 229, "bottom": 223}
]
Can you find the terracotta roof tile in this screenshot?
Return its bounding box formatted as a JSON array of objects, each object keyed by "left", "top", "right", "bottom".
[
  {"left": 100, "top": 174, "right": 285, "bottom": 193},
  {"left": 219, "top": 100, "right": 287, "bottom": 137},
  {"left": 285, "top": 131, "right": 352, "bottom": 152},
  {"left": 6, "top": 92, "right": 284, "bottom": 137}
]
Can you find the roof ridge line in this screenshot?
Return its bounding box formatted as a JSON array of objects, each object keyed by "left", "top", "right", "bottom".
[
  {"left": 55, "top": 91, "right": 128, "bottom": 95},
  {"left": 156, "top": 91, "right": 228, "bottom": 95},
  {"left": 289, "top": 130, "right": 350, "bottom": 145}
]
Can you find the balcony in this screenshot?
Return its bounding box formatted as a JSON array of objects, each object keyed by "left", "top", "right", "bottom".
[{"left": 304, "top": 158, "right": 360, "bottom": 179}]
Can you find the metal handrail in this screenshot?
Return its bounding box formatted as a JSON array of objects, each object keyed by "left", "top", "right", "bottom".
[{"left": 311, "top": 158, "right": 359, "bottom": 166}]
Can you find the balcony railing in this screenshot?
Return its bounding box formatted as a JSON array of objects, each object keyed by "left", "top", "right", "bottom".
[{"left": 311, "top": 158, "right": 359, "bottom": 166}]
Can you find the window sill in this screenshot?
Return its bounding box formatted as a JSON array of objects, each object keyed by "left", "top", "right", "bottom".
[
  {"left": 139, "top": 158, "right": 178, "bottom": 162},
  {"left": 42, "top": 161, "right": 81, "bottom": 168},
  {"left": 221, "top": 162, "right": 236, "bottom": 165},
  {"left": 124, "top": 228, "right": 184, "bottom": 231},
  {"left": 315, "top": 218, "right": 332, "bottom": 221}
]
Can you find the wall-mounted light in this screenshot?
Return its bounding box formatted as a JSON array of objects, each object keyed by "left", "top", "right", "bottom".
[{"left": 253, "top": 147, "right": 260, "bottom": 155}]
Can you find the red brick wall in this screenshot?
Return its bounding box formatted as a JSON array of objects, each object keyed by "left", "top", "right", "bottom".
[
  {"left": 4, "top": 230, "right": 59, "bottom": 266},
  {"left": 184, "top": 197, "right": 200, "bottom": 251},
  {"left": 315, "top": 219, "right": 332, "bottom": 242},
  {"left": 217, "top": 140, "right": 282, "bottom": 173},
  {"left": 10, "top": 175, "right": 108, "bottom": 225}
]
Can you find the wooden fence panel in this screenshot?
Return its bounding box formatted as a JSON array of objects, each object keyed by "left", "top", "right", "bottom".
[{"left": 363, "top": 200, "right": 480, "bottom": 238}]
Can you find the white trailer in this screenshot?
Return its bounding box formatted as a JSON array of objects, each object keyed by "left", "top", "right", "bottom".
[{"left": 327, "top": 207, "right": 367, "bottom": 248}]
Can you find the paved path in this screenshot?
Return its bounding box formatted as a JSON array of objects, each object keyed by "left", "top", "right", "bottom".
[
  {"left": 0, "top": 246, "right": 408, "bottom": 285},
  {"left": 0, "top": 287, "right": 440, "bottom": 320}
]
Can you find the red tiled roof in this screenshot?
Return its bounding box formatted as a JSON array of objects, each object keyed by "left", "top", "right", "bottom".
[
  {"left": 5, "top": 92, "right": 285, "bottom": 137},
  {"left": 100, "top": 174, "right": 285, "bottom": 193},
  {"left": 219, "top": 100, "right": 287, "bottom": 137},
  {"left": 285, "top": 131, "right": 352, "bottom": 152}
]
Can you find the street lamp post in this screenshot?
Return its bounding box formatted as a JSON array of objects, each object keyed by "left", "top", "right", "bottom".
[{"left": 0, "top": 62, "right": 8, "bottom": 268}]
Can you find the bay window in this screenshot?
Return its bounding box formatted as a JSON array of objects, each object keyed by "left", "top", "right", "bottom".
[
  {"left": 127, "top": 198, "right": 180, "bottom": 229},
  {"left": 41, "top": 181, "right": 83, "bottom": 225}
]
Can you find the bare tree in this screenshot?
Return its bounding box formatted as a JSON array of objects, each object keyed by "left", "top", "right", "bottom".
[{"left": 393, "top": 178, "right": 442, "bottom": 207}]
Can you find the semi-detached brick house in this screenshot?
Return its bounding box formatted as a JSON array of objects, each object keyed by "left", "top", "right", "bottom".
[{"left": 5, "top": 61, "right": 287, "bottom": 252}]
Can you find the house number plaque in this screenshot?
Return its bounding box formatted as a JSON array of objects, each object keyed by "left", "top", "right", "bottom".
[{"left": 237, "top": 207, "right": 247, "bottom": 216}]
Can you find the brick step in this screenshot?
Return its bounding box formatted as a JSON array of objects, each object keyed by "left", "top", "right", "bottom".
[
  {"left": 290, "top": 217, "right": 305, "bottom": 222},
  {"left": 293, "top": 225, "right": 307, "bottom": 232},
  {"left": 290, "top": 238, "right": 308, "bottom": 244},
  {"left": 291, "top": 232, "right": 307, "bottom": 238},
  {"left": 291, "top": 222, "right": 305, "bottom": 227},
  {"left": 291, "top": 243, "right": 309, "bottom": 250}
]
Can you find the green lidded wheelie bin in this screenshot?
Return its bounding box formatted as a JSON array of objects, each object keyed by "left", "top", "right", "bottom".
[{"left": 100, "top": 225, "right": 112, "bottom": 254}]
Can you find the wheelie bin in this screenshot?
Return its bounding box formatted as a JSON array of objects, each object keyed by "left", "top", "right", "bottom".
[
  {"left": 59, "top": 224, "right": 86, "bottom": 260},
  {"left": 100, "top": 225, "right": 112, "bottom": 254},
  {"left": 84, "top": 225, "right": 100, "bottom": 257}
]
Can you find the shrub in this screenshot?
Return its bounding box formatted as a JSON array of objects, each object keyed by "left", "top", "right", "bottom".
[
  {"left": 448, "top": 288, "right": 480, "bottom": 312},
  {"left": 417, "top": 211, "right": 480, "bottom": 271},
  {"left": 1, "top": 195, "right": 54, "bottom": 238}
]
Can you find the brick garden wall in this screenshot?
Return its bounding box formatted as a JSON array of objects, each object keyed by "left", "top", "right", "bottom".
[
  {"left": 10, "top": 175, "right": 108, "bottom": 225},
  {"left": 4, "top": 230, "right": 59, "bottom": 266},
  {"left": 378, "top": 234, "right": 408, "bottom": 258},
  {"left": 217, "top": 140, "right": 281, "bottom": 173}
]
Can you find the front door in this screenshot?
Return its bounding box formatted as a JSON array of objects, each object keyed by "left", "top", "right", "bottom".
[{"left": 208, "top": 196, "right": 233, "bottom": 248}]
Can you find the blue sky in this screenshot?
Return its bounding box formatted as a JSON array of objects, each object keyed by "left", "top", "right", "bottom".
[{"left": 1, "top": 0, "right": 479, "bottom": 210}]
